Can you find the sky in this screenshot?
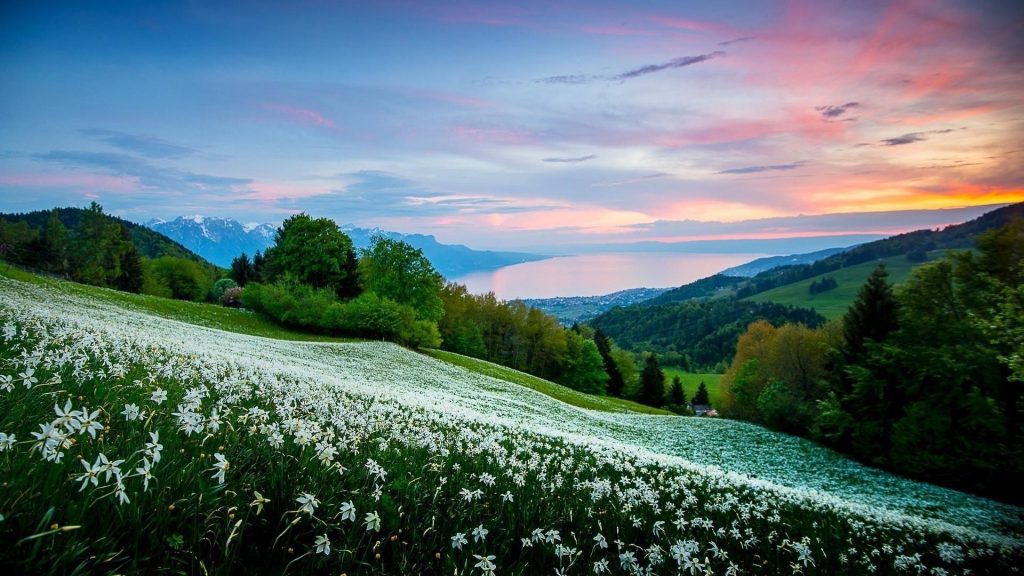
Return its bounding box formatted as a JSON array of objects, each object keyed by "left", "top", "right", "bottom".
[{"left": 1, "top": 0, "right": 1022, "bottom": 250}]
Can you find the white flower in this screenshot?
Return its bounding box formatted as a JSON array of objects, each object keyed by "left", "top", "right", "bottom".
[
  {"left": 96, "top": 453, "right": 124, "bottom": 482},
  {"left": 451, "top": 532, "right": 468, "bottom": 550},
  {"left": 473, "top": 554, "right": 496, "bottom": 576},
  {"left": 78, "top": 407, "right": 103, "bottom": 438},
  {"left": 210, "top": 452, "right": 229, "bottom": 484},
  {"left": 54, "top": 399, "right": 82, "bottom": 432},
  {"left": 338, "top": 500, "right": 356, "bottom": 522},
  {"left": 364, "top": 511, "right": 381, "bottom": 532},
  {"left": 472, "top": 524, "right": 488, "bottom": 542},
  {"left": 77, "top": 457, "right": 102, "bottom": 491},
  {"left": 296, "top": 493, "right": 319, "bottom": 516},
  {"left": 145, "top": 431, "right": 163, "bottom": 463},
  {"left": 114, "top": 477, "right": 130, "bottom": 505},
  {"left": 592, "top": 558, "right": 610, "bottom": 574},
  {"left": 19, "top": 367, "right": 37, "bottom": 388},
  {"left": 501, "top": 491, "right": 513, "bottom": 503},
  {"left": 122, "top": 403, "right": 142, "bottom": 421},
  {"left": 135, "top": 458, "right": 154, "bottom": 491},
  {"left": 250, "top": 491, "right": 271, "bottom": 515},
  {"left": 151, "top": 388, "right": 168, "bottom": 405},
  {"left": 0, "top": 432, "right": 15, "bottom": 451},
  {"left": 593, "top": 533, "right": 607, "bottom": 550},
  {"left": 0, "top": 374, "right": 12, "bottom": 392},
  {"left": 315, "top": 533, "right": 331, "bottom": 555}
]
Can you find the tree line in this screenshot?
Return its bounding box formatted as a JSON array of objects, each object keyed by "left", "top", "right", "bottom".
[
  {"left": 718, "top": 221, "right": 1024, "bottom": 502},
  {"left": 0, "top": 203, "right": 221, "bottom": 300}
]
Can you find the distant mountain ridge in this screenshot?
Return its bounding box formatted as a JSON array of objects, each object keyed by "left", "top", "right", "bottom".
[
  {"left": 146, "top": 216, "right": 549, "bottom": 278},
  {"left": 718, "top": 247, "right": 849, "bottom": 277}
]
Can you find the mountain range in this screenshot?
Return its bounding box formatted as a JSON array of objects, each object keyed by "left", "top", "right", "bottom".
[{"left": 146, "top": 216, "right": 548, "bottom": 278}]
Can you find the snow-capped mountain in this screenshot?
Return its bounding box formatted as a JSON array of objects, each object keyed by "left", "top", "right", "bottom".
[
  {"left": 146, "top": 216, "right": 548, "bottom": 277},
  {"left": 146, "top": 216, "right": 277, "bottom": 268}
]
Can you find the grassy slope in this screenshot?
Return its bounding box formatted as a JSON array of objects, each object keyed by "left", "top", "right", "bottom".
[
  {"left": 0, "top": 265, "right": 351, "bottom": 343},
  {"left": 660, "top": 368, "right": 723, "bottom": 407},
  {"left": 424, "top": 349, "right": 673, "bottom": 415},
  {"left": 0, "top": 265, "right": 659, "bottom": 415},
  {"left": 743, "top": 253, "right": 937, "bottom": 319}
]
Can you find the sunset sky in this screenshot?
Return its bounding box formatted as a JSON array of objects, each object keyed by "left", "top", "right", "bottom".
[{"left": 1, "top": 0, "right": 1022, "bottom": 250}]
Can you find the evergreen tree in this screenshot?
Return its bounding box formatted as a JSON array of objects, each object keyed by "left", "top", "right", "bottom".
[
  {"left": 692, "top": 381, "right": 711, "bottom": 406},
  {"left": 337, "top": 247, "right": 361, "bottom": 299},
  {"left": 115, "top": 225, "right": 144, "bottom": 293},
  {"left": 593, "top": 329, "right": 626, "bottom": 397},
  {"left": 842, "top": 264, "right": 899, "bottom": 363},
  {"left": 252, "top": 251, "right": 266, "bottom": 283},
  {"left": 231, "top": 253, "right": 254, "bottom": 286},
  {"left": 669, "top": 376, "right": 686, "bottom": 405},
  {"left": 639, "top": 353, "right": 665, "bottom": 407},
  {"left": 42, "top": 209, "right": 68, "bottom": 275}
]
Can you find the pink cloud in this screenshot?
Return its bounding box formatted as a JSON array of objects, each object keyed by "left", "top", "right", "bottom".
[
  {"left": 239, "top": 181, "right": 334, "bottom": 202},
  {"left": 448, "top": 125, "right": 533, "bottom": 145},
  {"left": 261, "top": 103, "right": 338, "bottom": 130}
]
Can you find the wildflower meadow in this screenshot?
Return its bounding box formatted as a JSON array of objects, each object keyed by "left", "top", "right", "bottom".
[{"left": 0, "top": 273, "right": 1021, "bottom": 574}]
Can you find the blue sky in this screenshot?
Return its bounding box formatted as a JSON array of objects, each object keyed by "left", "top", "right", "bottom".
[{"left": 1, "top": 0, "right": 1022, "bottom": 249}]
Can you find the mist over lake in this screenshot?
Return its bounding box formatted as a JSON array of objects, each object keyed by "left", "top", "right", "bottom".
[{"left": 453, "top": 252, "right": 768, "bottom": 299}]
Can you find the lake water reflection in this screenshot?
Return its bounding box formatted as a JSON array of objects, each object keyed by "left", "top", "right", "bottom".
[{"left": 452, "top": 252, "right": 768, "bottom": 300}]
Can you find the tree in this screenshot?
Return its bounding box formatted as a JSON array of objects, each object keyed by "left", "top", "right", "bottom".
[
  {"left": 147, "top": 256, "right": 209, "bottom": 301},
  {"left": 593, "top": 329, "right": 626, "bottom": 397},
  {"left": 639, "top": 353, "right": 665, "bottom": 407},
  {"left": 42, "top": 209, "right": 68, "bottom": 275},
  {"left": 113, "top": 224, "right": 144, "bottom": 293},
  {"left": 842, "top": 264, "right": 899, "bottom": 364},
  {"left": 669, "top": 376, "right": 686, "bottom": 405},
  {"left": 359, "top": 236, "right": 444, "bottom": 322},
  {"left": 559, "top": 331, "right": 608, "bottom": 394},
  {"left": 263, "top": 214, "right": 356, "bottom": 298},
  {"left": 692, "top": 381, "right": 711, "bottom": 406},
  {"left": 231, "top": 253, "right": 255, "bottom": 286}
]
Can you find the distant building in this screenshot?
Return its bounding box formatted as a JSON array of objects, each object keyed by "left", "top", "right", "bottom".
[{"left": 692, "top": 404, "right": 713, "bottom": 417}]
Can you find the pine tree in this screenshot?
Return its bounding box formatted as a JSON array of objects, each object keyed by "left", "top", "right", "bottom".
[
  {"left": 115, "top": 224, "right": 144, "bottom": 293},
  {"left": 669, "top": 376, "right": 686, "bottom": 405},
  {"left": 692, "top": 381, "right": 711, "bottom": 406},
  {"left": 42, "top": 209, "right": 67, "bottom": 275},
  {"left": 639, "top": 353, "right": 665, "bottom": 407},
  {"left": 593, "top": 329, "right": 626, "bottom": 397},
  {"left": 231, "top": 253, "right": 254, "bottom": 286},
  {"left": 842, "top": 264, "right": 899, "bottom": 364}
]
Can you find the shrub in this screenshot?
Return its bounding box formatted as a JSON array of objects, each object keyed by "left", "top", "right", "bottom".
[{"left": 220, "top": 286, "right": 243, "bottom": 307}]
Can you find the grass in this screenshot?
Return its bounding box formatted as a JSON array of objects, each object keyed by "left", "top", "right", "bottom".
[
  {"left": 0, "top": 265, "right": 353, "bottom": 343},
  {"left": 423, "top": 349, "right": 673, "bottom": 415},
  {"left": 660, "top": 368, "right": 723, "bottom": 407},
  {"left": 743, "top": 253, "right": 941, "bottom": 319}
]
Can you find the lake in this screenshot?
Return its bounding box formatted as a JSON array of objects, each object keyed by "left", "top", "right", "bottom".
[{"left": 452, "top": 252, "right": 768, "bottom": 299}]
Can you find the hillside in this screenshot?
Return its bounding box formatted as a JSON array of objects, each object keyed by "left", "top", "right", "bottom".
[
  {"left": 746, "top": 252, "right": 938, "bottom": 319},
  {"left": 521, "top": 287, "right": 668, "bottom": 325},
  {"left": 719, "top": 246, "right": 849, "bottom": 277},
  {"left": 1, "top": 269, "right": 1021, "bottom": 574},
  {"left": 1, "top": 207, "right": 215, "bottom": 266},
  {"left": 591, "top": 203, "right": 1023, "bottom": 366}
]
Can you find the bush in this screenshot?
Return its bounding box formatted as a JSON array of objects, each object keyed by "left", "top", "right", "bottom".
[
  {"left": 210, "top": 278, "right": 237, "bottom": 301},
  {"left": 145, "top": 256, "right": 210, "bottom": 301},
  {"left": 220, "top": 286, "right": 243, "bottom": 307}
]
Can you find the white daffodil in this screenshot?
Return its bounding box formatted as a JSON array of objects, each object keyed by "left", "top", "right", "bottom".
[
  {"left": 251, "top": 491, "right": 270, "bottom": 515},
  {"left": 451, "top": 532, "right": 467, "bottom": 550},
  {"left": 135, "top": 457, "right": 154, "bottom": 491},
  {"left": 210, "top": 453, "right": 229, "bottom": 484},
  {"left": 364, "top": 511, "right": 381, "bottom": 532},
  {"left": 150, "top": 388, "right": 168, "bottom": 405},
  {"left": 296, "top": 493, "right": 319, "bottom": 516},
  {"left": 338, "top": 501, "right": 356, "bottom": 522},
  {"left": 472, "top": 524, "right": 488, "bottom": 543},
  {"left": 314, "top": 533, "right": 331, "bottom": 556},
  {"left": 0, "top": 432, "right": 15, "bottom": 452}
]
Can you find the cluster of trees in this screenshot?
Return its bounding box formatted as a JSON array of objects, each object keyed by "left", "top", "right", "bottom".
[
  {"left": 720, "top": 221, "right": 1024, "bottom": 502},
  {"left": 0, "top": 204, "right": 222, "bottom": 301},
  {"left": 437, "top": 283, "right": 629, "bottom": 395},
  {"left": 808, "top": 276, "right": 837, "bottom": 295},
  {"left": 234, "top": 214, "right": 443, "bottom": 347},
  {"left": 590, "top": 298, "right": 825, "bottom": 371}
]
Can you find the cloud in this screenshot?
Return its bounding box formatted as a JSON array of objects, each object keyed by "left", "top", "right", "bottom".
[
  {"left": 537, "top": 51, "right": 725, "bottom": 84},
  {"left": 880, "top": 128, "right": 956, "bottom": 146},
  {"left": 79, "top": 128, "right": 195, "bottom": 158},
  {"left": 718, "top": 161, "right": 807, "bottom": 175},
  {"left": 719, "top": 36, "right": 756, "bottom": 46},
  {"left": 815, "top": 102, "right": 860, "bottom": 119},
  {"left": 542, "top": 154, "right": 597, "bottom": 163},
  {"left": 614, "top": 51, "right": 726, "bottom": 80},
  {"left": 260, "top": 103, "right": 338, "bottom": 129},
  {"left": 35, "top": 150, "right": 251, "bottom": 192}
]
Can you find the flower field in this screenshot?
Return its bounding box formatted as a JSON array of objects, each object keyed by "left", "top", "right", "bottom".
[{"left": 1, "top": 273, "right": 1021, "bottom": 574}]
